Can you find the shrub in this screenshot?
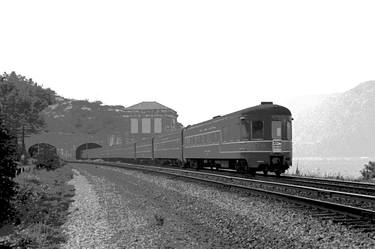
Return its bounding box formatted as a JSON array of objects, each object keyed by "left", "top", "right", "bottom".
[
  {"left": 35, "top": 150, "right": 61, "bottom": 171},
  {"left": 0, "top": 123, "right": 18, "bottom": 224},
  {"left": 360, "top": 161, "right": 375, "bottom": 180}
]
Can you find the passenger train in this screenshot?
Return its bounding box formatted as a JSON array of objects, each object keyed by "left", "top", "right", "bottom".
[{"left": 83, "top": 102, "right": 293, "bottom": 176}]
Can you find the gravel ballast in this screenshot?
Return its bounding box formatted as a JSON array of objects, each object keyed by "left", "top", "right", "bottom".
[{"left": 62, "top": 163, "right": 375, "bottom": 248}]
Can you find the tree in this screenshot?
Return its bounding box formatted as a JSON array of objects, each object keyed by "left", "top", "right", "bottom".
[
  {"left": 35, "top": 148, "right": 61, "bottom": 170},
  {"left": 0, "top": 117, "right": 18, "bottom": 224},
  {"left": 0, "top": 72, "right": 56, "bottom": 156},
  {"left": 361, "top": 161, "right": 375, "bottom": 180}
]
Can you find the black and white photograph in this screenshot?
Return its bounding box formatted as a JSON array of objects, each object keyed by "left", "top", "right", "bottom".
[{"left": 1, "top": 1, "right": 375, "bottom": 248}]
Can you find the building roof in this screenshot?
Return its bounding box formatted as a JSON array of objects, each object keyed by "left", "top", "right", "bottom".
[{"left": 126, "top": 101, "right": 175, "bottom": 111}]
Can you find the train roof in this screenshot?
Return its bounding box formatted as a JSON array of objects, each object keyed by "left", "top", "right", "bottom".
[
  {"left": 240, "top": 102, "right": 291, "bottom": 116},
  {"left": 186, "top": 102, "right": 292, "bottom": 128}
]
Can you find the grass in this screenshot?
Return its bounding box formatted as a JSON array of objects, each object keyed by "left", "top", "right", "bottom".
[
  {"left": 0, "top": 165, "right": 74, "bottom": 248},
  {"left": 286, "top": 168, "right": 368, "bottom": 182}
]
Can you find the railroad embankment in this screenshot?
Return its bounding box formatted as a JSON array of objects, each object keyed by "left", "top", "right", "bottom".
[
  {"left": 62, "top": 163, "right": 375, "bottom": 248},
  {"left": 0, "top": 165, "right": 74, "bottom": 248}
]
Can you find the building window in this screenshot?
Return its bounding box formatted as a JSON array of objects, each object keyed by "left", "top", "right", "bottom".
[
  {"left": 116, "top": 136, "right": 122, "bottom": 145},
  {"left": 108, "top": 135, "right": 115, "bottom": 146},
  {"left": 131, "top": 118, "right": 138, "bottom": 134},
  {"left": 252, "top": 121, "right": 264, "bottom": 139},
  {"left": 154, "top": 118, "right": 162, "bottom": 133},
  {"left": 142, "top": 118, "right": 151, "bottom": 133}
]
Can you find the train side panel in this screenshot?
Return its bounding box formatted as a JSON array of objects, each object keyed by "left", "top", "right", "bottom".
[
  {"left": 154, "top": 130, "right": 182, "bottom": 163},
  {"left": 136, "top": 138, "right": 153, "bottom": 161}
]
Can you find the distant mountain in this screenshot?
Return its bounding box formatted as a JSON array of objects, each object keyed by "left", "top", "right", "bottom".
[
  {"left": 42, "top": 97, "right": 129, "bottom": 135},
  {"left": 287, "top": 81, "right": 375, "bottom": 157}
]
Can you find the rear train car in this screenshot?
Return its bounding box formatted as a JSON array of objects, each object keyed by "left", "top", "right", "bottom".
[{"left": 182, "top": 102, "right": 292, "bottom": 175}]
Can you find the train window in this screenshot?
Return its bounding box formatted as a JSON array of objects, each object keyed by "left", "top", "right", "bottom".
[
  {"left": 240, "top": 120, "right": 250, "bottom": 141},
  {"left": 207, "top": 133, "right": 212, "bottom": 144},
  {"left": 252, "top": 121, "right": 264, "bottom": 139},
  {"left": 222, "top": 126, "right": 229, "bottom": 142},
  {"left": 209, "top": 132, "right": 215, "bottom": 144},
  {"left": 272, "top": 121, "right": 282, "bottom": 139},
  {"left": 287, "top": 121, "right": 292, "bottom": 140}
]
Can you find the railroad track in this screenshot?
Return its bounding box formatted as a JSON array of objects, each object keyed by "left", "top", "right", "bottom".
[
  {"left": 72, "top": 160, "right": 375, "bottom": 232},
  {"left": 256, "top": 174, "right": 375, "bottom": 196},
  {"left": 194, "top": 167, "right": 375, "bottom": 196}
]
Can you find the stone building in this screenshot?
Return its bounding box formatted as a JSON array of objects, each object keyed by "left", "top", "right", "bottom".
[{"left": 118, "top": 101, "right": 180, "bottom": 145}]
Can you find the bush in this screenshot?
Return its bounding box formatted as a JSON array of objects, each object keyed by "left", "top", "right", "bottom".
[
  {"left": 35, "top": 150, "right": 61, "bottom": 171},
  {"left": 0, "top": 123, "right": 18, "bottom": 224},
  {"left": 4, "top": 167, "right": 74, "bottom": 248},
  {"left": 360, "top": 161, "right": 375, "bottom": 180}
]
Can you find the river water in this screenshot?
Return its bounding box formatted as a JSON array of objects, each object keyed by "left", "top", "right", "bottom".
[{"left": 287, "top": 157, "right": 375, "bottom": 179}]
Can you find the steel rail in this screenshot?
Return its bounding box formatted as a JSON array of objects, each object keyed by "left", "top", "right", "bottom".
[
  {"left": 71, "top": 160, "right": 375, "bottom": 221},
  {"left": 282, "top": 174, "right": 375, "bottom": 188},
  {"left": 258, "top": 174, "right": 375, "bottom": 194},
  {"left": 73, "top": 160, "right": 375, "bottom": 202},
  {"left": 199, "top": 167, "right": 375, "bottom": 195}
]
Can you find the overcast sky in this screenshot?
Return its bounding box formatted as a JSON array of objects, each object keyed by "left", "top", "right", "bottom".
[{"left": 1, "top": 0, "right": 375, "bottom": 125}]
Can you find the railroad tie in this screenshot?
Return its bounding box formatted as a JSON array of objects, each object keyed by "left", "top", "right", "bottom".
[
  {"left": 312, "top": 213, "right": 336, "bottom": 217},
  {"left": 360, "top": 228, "right": 375, "bottom": 233},
  {"left": 332, "top": 218, "right": 363, "bottom": 223},
  {"left": 335, "top": 219, "right": 366, "bottom": 225},
  {"left": 348, "top": 224, "right": 374, "bottom": 229},
  {"left": 319, "top": 215, "right": 346, "bottom": 221}
]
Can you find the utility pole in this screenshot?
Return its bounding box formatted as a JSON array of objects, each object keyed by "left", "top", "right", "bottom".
[{"left": 21, "top": 125, "right": 26, "bottom": 158}]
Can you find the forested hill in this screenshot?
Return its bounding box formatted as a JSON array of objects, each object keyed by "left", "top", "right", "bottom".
[
  {"left": 42, "top": 97, "right": 129, "bottom": 135},
  {"left": 0, "top": 72, "right": 56, "bottom": 140},
  {"left": 1, "top": 71, "right": 131, "bottom": 138},
  {"left": 286, "top": 81, "right": 375, "bottom": 157}
]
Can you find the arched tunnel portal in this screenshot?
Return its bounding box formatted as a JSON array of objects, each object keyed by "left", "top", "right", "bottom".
[
  {"left": 28, "top": 143, "right": 58, "bottom": 158},
  {"left": 76, "top": 143, "right": 102, "bottom": 159}
]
